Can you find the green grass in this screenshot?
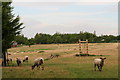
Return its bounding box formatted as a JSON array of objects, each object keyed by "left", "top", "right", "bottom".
[
  {"left": 2, "top": 57, "right": 118, "bottom": 78},
  {"left": 2, "top": 43, "right": 118, "bottom": 78}
]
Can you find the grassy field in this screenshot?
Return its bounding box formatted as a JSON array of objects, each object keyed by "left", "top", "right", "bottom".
[{"left": 2, "top": 43, "right": 118, "bottom": 78}]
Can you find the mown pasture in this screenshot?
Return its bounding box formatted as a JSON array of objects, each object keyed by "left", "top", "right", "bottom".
[{"left": 2, "top": 43, "right": 118, "bottom": 78}]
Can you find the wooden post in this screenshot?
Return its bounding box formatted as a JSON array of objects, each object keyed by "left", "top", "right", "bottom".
[
  {"left": 79, "top": 39, "right": 82, "bottom": 54},
  {"left": 86, "top": 40, "right": 88, "bottom": 54}
]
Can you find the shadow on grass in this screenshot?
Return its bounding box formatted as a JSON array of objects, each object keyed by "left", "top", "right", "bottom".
[{"left": 75, "top": 54, "right": 110, "bottom": 57}]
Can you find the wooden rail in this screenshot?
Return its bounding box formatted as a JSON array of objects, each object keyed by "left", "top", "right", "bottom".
[{"left": 79, "top": 39, "right": 88, "bottom": 54}]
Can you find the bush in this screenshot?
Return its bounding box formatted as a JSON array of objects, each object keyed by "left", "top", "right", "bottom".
[
  {"left": 75, "top": 54, "right": 80, "bottom": 56},
  {"left": 80, "top": 54, "right": 89, "bottom": 56}
]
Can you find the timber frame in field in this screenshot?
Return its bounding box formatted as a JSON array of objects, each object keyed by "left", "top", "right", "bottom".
[{"left": 79, "top": 39, "right": 88, "bottom": 54}]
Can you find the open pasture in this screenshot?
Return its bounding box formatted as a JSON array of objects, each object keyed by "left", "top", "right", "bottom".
[{"left": 2, "top": 43, "right": 118, "bottom": 78}]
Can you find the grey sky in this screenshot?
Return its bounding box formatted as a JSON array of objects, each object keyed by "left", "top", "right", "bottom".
[{"left": 12, "top": 1, "right": 118, "bottom": 38}]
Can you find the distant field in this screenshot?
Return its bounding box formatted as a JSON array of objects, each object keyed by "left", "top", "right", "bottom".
[{"left": 2, "top": 43, "right": 118, "bottom": 78}]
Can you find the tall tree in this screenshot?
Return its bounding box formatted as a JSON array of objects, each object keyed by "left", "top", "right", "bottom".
[
  {"left": 14, "top": 35, "right": 28, "bottom": 45},
  {"left": 2, "top": 2, "right": 24, "bottom": 66}
]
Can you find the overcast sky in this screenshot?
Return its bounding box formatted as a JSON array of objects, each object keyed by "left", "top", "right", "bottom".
[{"left": 12, "top": 0, "right": 118, "bottom": 38}]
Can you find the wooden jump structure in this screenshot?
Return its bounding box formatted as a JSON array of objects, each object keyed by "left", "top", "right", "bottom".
[{"left": 79, "top": 39, "right": 88, "bottom": 54}]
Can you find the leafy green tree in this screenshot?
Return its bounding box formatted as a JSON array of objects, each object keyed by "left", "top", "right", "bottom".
[
  {"left": 2, "top": 2, "right": 24, "bottom": 66},
  {"left": 34, "top": 33, "right": 51, "bottom": 44},
  {"left": 52, "top": 32, "right": 62, "bottom": 43},
  {"left": 14, "top": 35, "right": 28, "bottom": 45},
  {"left": 100, "top": 35, "right": 117, "bottom": 43},
  {"left": 34, "top": 33, "right": 40, "bottom": 44},
  {"left": 55, "top": 36, "right": 62, "bottom": 43},
  {"left": 28, "top": 38, "right": 35, "bottom": 45},
  {"left": 117, "top": 35, "right": 120, "bottom": 43}
]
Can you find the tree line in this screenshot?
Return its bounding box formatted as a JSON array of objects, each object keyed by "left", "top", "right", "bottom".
[{"left": 14, "top": 32, "right": 120, "bottom": 46}]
